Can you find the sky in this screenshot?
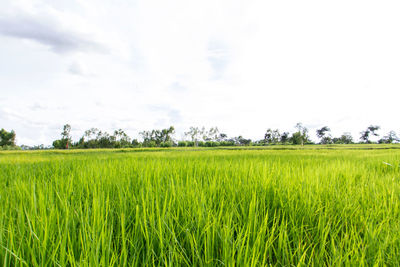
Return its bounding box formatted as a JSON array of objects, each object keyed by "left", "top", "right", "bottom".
[{"left": 1, "top": 0, "right": 400, "bottom": 145}]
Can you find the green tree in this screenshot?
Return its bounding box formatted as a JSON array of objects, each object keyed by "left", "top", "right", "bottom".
[
  {"left": 264, "top": 128, "right": 280, "bottom": 145},
  {"left": 204, "top": 127, "right": 219, "bottom": 141},
  {"left": 233, "top": 136, "right": 251, "bottom": 146},
  {"left": 217, "top": 133, "right": 228, "bottom": 142},
  {"left": 360, "top": 125, "right": 380, "bottom": 143},
  {"left": 316, "top": 126, "right": 332, "bottom": 144},
  {"left": 61, "top": 124, "right": 71, "bottom": 140},
  {"left": 53, "top": 124, "right": 72, "bottom": 149},
  {"left": 113, "top": 129, "right": 131, "bottom": 148},
  {"left": 332, "top": 132, "right": 353, "bottom": 144},
  {"left": 97, "top": 131, "right": 114, "bottom": 148},
  {"left": 131, "top": 139, "right": 141, "bottom": 147},
  {"left": 62, "top": 124, "right": 72, "bottom": 148},
  {"left": 378, "top": 131, "right": 399, "bottom": 144},
  {"left": 0, "top": 128, "right": 16, "bottom": 147},
  {"left": 280, "top": 132, "right": 290, "bottom": 144},
  {"left": 161, "top": 126, "right": 175, "bottom": 143},
  {"left": 52, "top": 139, "right": 67, "bottom": 149},
  {"left": 140, "top": 126, "right": 175, "bottom": 147},
  {"left": 185, "top": 127, "right": 202, "bottom": 146},
  {"left": 292, "top": 123, "right": 309, "bottom": 146}
]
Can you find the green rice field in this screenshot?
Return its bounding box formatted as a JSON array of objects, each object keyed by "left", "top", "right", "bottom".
[{"left": 1, "top": 146, "right": 400, "bottom": 266}]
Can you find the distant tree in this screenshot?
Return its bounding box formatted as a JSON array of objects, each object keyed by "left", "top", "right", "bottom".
[
  {"left": 206, "top": 127, "right": 220, "bottom": 141},
  {"left": 264, "top": 129, "right": 272, "bottom": 144},
  {"left": 61, "top": 124, "right": 71, "bottom": 140},
  {"left": 139, "top": 130, "right": 153, "bottom": 146},
  {"left": 316, "top": 126, "right": 330, "bottom": 139},
  {"left": 280, "top": 132, "right": 290, "bottom": 144},
  {"left": 63, "top": 124, "right": 72, "bottom": 149},
  {"left": 217, "top": 133, "right": 228, "bottom": 142},
  {"left": 52, "top": 139, "right": 65, "bottom": 149},
  {"left": 184, "top": 127, "right": 221, "bottom": 143},
  {"left": 264, "top": 128, "right": 280, "bottom": 145},
  {"left": 57, "top": 126, "right": 135, "bottom": 149},
  {"left": 321, "top": 136, "right": 333, "bottom": 144},
  {"left": 140, "top": 126, "right": 175, "bottom": 147},
  {"left": 53, "top": 124, "right": 72, "bottom": 149},
  {"left": 161, "top": 126, "right": 175, "bottom": 143},
  {"left": 113, "top": 129, "right": 131, "bottom": 147},
  {"left": 77, "top": 136, "right": 85, "bottom": 148},
  {"left": 185, "top": 127, "right": 202, "bottom": 146},
  {"left": 80, "top": 128, "right": 100, "bottom": 148},
  {"left": 84, "top": 128, "right": 99, "bottom": 140},
  {"left": 234, "top": 136, "right": 251, "bottom": 146},
  {"left": 316, "top": 126, "right": 332, "bottom": 144},
  {"left": 0, "top": 128, "right": 16, "bottom": 147},
  {"left": 21, "top": 144, "right": 46, "bottom": 150},
  {"left": 131, "top": 139, "right": 141, "bottom": 147},
  {"left": 96, "top": 131, "right": 114, "bottom": 148},
  {"left": 341, "top": 132, "right": 354, "bottom": 144},
  {"left": 332, "top": 132, "right": 353, "bottom": 144},
  {"left": 378, "top": 131, "right": 399, "bottom": 144},
  {"left": 290, "top": 132, "right": 302, "bottom": 145},
  {"left": 178, "top": 141, "right": 188, "bottom": 147},
  {"left": 160, "top": 141, "right": 173, "bottom": 147},
  {"left": 360, "top": 125, "right": 380, "bottom": 143},
  {"left": 292, "top": 123, "right": 309, "bottom": 145}
]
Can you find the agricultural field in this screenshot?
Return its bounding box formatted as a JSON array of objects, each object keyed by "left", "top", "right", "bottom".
[{"left": 1, "top": 146, "right": 400, "bottom": 266}]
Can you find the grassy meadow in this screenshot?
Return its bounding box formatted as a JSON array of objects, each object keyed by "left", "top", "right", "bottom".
[{"left": 1, "top": 146, "right": 400, "bottom": 266}]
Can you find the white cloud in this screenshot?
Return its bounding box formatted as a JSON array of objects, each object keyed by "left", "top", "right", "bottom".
[
  {"left": 0, "top": 1, "right": 109, "bottom": 54},
  {"left": 0, "top": 0, "right": 400, "bottom": 145}
]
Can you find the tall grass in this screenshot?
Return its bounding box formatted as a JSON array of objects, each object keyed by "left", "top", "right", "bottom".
[{"left": 1, "top": 148, "right": 400, "bottom": 266}]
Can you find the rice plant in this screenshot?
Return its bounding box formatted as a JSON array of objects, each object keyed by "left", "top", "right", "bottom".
[{"left": 1, "top": 147, "right": 400, "bottom": 266}]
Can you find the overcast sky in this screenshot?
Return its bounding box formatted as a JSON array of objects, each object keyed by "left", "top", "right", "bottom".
[{"left": 1, "top": 0, "right": 399, "bottom": 145}]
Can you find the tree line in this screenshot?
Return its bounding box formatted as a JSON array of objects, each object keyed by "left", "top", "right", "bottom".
[
  {"left": 48, "top": 123, "right": 399, "bottom": 150},
  {"left": 1, "top": 123, "right": 399, "bottom": 150}
]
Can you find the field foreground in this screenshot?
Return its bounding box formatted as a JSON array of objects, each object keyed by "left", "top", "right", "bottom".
[{"left": 1, "top": 147, "right": 400, "bottom": 266}]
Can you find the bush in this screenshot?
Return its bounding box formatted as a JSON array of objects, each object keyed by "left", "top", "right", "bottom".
[
  {"left": 178, "top": 141, "right": 187, "bottom": 147},
  {"left": 0, "top": 145, "right": 21, "bottom": 150},
  {"left": 131, "top": 139, "right": 142, "bottom": 148},
  {"left": 205, "top": 141, "right": 220, "bottom": 147},
  {"left": 53, "top": 139, "right": 69, "bottom": 149},
  {"left": 197, "top": 141, "right": 205, "bottom": 147},
  {"left": 186, "top": 141, "right": 195, "bottom": 147},
  {"left": 160, "top": 141, "right": 173, "bottom": 148},
  {"left": 220, "top": 141, "right": 235, "bottom": 146},
  {"left": 144, "top": 141, "right": 157, "bottom": 147}
]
